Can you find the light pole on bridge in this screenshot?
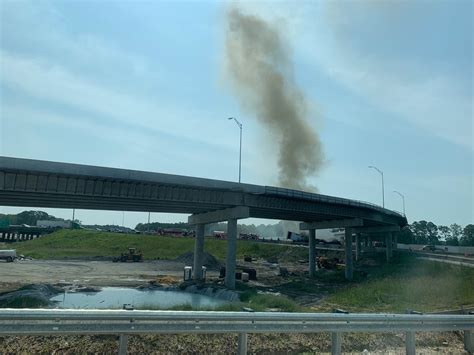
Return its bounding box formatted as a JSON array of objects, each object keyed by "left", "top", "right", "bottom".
[
  {"left": 368, "top": 165, "right": 385, "bottom": 208},
  {"left": 227, "top": 117, "right": 243, "bottom": 183},
  {"left": 393, "top": 190, "right": 406, "bottom": 215}
]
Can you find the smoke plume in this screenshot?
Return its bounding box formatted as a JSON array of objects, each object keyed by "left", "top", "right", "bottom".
[{"left": 224, "top": 7, "right": 324, "bottom": 191}]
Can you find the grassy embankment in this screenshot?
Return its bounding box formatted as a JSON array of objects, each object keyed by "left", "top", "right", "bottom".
[
  {"left": 9, "top": 230, "right": 474, "bottom": 313},
  {"left": 12, "top": 229, "right": 307, "bottom": 262},
  {"left": 317, "top": 253, "right": 474, "bottom": 313}
]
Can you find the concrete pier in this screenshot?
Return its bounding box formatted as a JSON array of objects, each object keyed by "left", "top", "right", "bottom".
[
  {"left": 345, "top": 228, "right": 353, "bottom": 280},
  {"left": 309, "top": 229, "right": 316, "bottom": 277},
  {"left": 386, "top": 233, "right": 393, "bottom": 261},
  {"left": 355, "top": 233, "right": 361, "bottom": 261},
  {"left": 225, "top": 218, "right": 238, "bottom": 289},
  {"left": 193, "top": 224, "right": 205, "bottom": 280}
]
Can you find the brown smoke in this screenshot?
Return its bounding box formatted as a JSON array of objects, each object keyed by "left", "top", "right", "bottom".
[{"left": 224, "top": 7, "right": 324, "bottom": 191}]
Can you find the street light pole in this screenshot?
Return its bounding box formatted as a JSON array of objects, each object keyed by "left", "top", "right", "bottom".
[
  {"left": 393, "top": 190, "right": 405, "bottom": 215},
  {"left": 228, "top": 117, "right": 242, "bottom": 183},
  {"left": 368, "top": 165, "right": 385, "bottom": 208}
]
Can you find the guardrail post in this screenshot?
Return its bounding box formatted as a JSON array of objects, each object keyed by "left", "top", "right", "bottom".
[
  {"left": 405, "top": 331, "right": 415, "bottom": 355},
  {"left": 331, "top": 332, "right": 342, "bottom": 355},
  {"left": 237, "top": 333, "right": 248, "bottom": 355},
  {"left": 118, "top": 334, "right": 129, "bottom": 355},
  {"left": 465, "top": 330, "right": 474, "bottom": 354}
]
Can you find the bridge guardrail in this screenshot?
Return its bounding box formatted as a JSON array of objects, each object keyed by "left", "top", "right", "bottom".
[
  {"left": 1, "top": 309, "right": 473, "bottom": 355},
  {"left": 264, "top": 186, "right": 406, "bottom": 219}
]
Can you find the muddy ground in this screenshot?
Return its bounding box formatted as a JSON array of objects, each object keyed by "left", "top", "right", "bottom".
[{"left": 0, "top": 258, "right": 471, "bottom": 354}]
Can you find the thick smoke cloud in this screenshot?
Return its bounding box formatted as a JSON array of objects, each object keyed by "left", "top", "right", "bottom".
[{"left": 224, "top": 7, "right": 324, "bottom": 191}]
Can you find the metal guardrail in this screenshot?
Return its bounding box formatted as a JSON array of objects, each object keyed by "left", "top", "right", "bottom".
[{"left": 1, "top": 309, "right": 473, "bottom": 355}]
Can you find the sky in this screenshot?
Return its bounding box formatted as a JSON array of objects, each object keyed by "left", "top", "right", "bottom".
[{"left": 0, "top": 0, "right": 472, "bottom": 228}]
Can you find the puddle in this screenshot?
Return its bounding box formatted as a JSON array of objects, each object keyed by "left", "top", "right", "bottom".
[{"left": 50, "top": 287, "right": 230, "bottom": 309}]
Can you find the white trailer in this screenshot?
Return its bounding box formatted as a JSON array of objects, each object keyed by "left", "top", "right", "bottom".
[{"left": 0, "top": 249, "right": 17, "bottom": 262}]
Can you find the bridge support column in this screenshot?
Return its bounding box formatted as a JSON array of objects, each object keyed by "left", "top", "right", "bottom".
[
  {"left": 393, "top": 232, "right": 398, "bottom": 250},
  {"left": 193, "top": 224, "right": 205, "bottom": 280},
  {"left": 386, "top": 233, "right": 393, "bottom": 262},
  {"left": 188, "top": 206, "right": 250, "bottom": 290},
  {"left": 345, "top": 228, "right": 353, "bottom": 280},
  {"left": 309, "top": 229, "right": 316, "bottom": 277},
  {"left": 355, "top": 233, "right": 361, "bottom": 261},
  {"left": 225, "top": 218, "right": 238, "bottom": 289}
]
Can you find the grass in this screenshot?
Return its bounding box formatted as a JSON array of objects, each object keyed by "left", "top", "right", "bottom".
[
  {"left": 236, "top": 282, "right": 304, "bottom": 312},
  {"left": 318, "top": 254, "right": 474, "bottom": 313},
  {"left": 12, "top": 229, "right": 307, "bottom": 262}
]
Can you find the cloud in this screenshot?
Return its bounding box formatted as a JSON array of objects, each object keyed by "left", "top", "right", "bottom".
[
  {"left": 232, "top": 1, "right": 473, "bottom": 150},
  {"left": 0, "top": 50, "right": 237, "bottom": 152},
  {"left": 318, "top": 2, "right": 472, "bottom": 149},
  {"left": 0, "top": 0, "right": 153, "bottom": 88}
]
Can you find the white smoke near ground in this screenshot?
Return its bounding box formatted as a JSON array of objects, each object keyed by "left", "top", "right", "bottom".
[{"left": 224, "top": 6, "right": 324, "bottom": 192}]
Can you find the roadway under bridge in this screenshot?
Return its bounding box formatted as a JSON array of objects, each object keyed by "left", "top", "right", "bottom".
[{"left": 0, "top": 156, "right": 407, "bottom": 288}]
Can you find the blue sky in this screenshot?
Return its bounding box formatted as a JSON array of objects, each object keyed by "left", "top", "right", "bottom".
[{"left": 0, "top": 0, "right": 472, "bottom": 228}]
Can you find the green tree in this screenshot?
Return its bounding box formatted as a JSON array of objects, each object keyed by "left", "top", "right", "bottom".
[
  {"left": 445, "top": 234, "right": 459, "bottom": 246},
  {"left": 410, "top": 221, "right": 439, "bottom": 244},
  {"left": 438, "top": 225, "right": 450, "bottom": 241},
  {"left": 450, "top": 223, "right": 463, "bottom": 244},
  {"left": 398, "top": 226, "right": 414, "bottom": 244},
  {"left": 460, "top": 224, "right": 474, "bottom": 246}
]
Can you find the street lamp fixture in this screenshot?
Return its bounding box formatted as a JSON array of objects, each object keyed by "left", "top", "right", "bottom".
[
  {"left": 393, "top": 190, "right": 406, "bottom": 215},
  {"left": 368, "top": 165, "right": 385, "bottom": 208},
  {"left": 227, "top": 117, "right": 243, "bottom": 183}
]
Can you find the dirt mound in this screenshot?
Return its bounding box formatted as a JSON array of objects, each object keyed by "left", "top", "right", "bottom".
[
  {"left": 0, "top": 284, "right": 60, "bottom": 308},
  {"left": 175, "top": 252, "right": 222, "bottom": 270}
]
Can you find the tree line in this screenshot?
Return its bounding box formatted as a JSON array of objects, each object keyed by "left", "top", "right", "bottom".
[
  {"left": 398, "top": 221, "right": 474, "bottom": 246},
  {"left": 2, "top": 211, "right": 472, "bottom": 246},
  {"left": 0, "top": 211, "right": 60, "bottom": 227}
]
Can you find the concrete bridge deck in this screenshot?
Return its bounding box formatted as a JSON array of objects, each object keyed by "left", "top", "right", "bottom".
[{"left": 0, "top": 156, "right": 407, "bottom": 288}]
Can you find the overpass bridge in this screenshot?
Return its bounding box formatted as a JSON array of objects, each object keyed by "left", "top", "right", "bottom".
[{"left": 0, "top": 156, "right": 407, "bottom": 288}]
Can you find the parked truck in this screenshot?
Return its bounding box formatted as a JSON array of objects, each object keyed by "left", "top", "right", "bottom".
[{"left": 0, "top": 249, "right": 17, "bottom": 262}]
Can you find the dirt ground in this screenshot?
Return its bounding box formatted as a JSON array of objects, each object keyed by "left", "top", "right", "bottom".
[
  {"left": 0, "top": 258, "right": 471, "bottom": 354},
  {"left": 0, "top": 259, "right": 219, "bottom": 292},
  {"left": 0, "top": 332, "right": 468, "bottom": 354}
]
